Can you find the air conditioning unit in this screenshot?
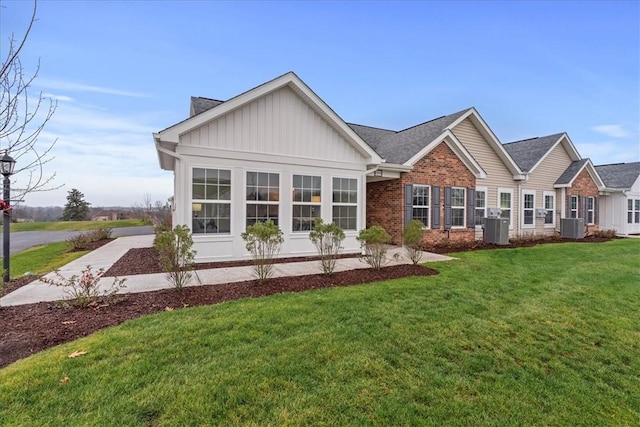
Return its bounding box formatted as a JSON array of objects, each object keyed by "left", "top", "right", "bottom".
[
  {"left": 535, "top": 208, "right": 547, "bottom": 219},
  {"left": 487, "top": 208, "right": 502, "bottom": 219},
  {"left": 484, "top": 217, "right": 510, "bottom": 245},
  {"left": 561, "top": 218, "right": 585, "bottom": 239}
]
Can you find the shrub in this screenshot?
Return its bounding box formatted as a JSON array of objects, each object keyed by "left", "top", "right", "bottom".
[
  {"left": 357, "top": 225, "right": 392, "bottom": 270},
  {"left": 241, "top": 220, "right": 284, "bottom": 281},
  {"left": 154, "top": 225, "right": 196, "bottom": 290},
  {"left": 40, "top": 265, "right": 126, "bottom": 307},
  {"left": 589, "top": 229, "right": 618, "bottom": 239},
  {"left": 86, "top": 227, "right": 112, "bottom": 241},
  {"left": 309, "top": 218, "right": 345, "bottom": 275},
  {"left": 403, "top": 219, "right": 425, "bottom": 265},
  {"left": 66, "top": 233, "right": 91, "bottom": 251}
]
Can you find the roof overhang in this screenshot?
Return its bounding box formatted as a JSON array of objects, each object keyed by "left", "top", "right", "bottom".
[
  {"left": 553, "top": 159, "right": 606, "bottom": 190},
  {"left": 447, "top": 107, "right": 526, "bottom": 180},
  {"left": 154, "top": 133, "right": 178, "bottom": 171}
]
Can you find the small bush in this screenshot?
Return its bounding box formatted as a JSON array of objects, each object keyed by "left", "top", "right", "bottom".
[
  {"left": 66, "top": 233, "right": 91, "bottom": 251},
  {"left": 241, "top": 220, "right": 284, "bottom": 281},
  {"left": 309, "top": 218, "right": 345, "bottom": 275},
  {"left": 86, "top": 227, "right": 112, "bottom": 242},
  {"left": 403, "top": 219, "right": 425, "bottom": 265},
  {"left": 357, "top": 225, "right": 392, "bottom": 270},
  {"left": 154, "top": 225, "right": 196, "bottom": 290},
  {"left": 588, "top": 229, "right": 618, "bottom": 238},
  {"left": 40, "top": 265, "right": 126, "bottom": 307}
]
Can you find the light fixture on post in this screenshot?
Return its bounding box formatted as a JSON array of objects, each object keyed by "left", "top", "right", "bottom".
[{"left": 1, "top": 151, "right": 16, "bottom": 283}]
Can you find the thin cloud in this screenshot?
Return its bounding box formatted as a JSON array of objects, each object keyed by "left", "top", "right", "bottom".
[
  {"left": 37, "top": 78, "right": 148, "bottom": 98},
  {"left": 42, "top": 93, "right": 74, "bottom": 102},
  {"left": 591, "top": 124, "right": 631, "bottom": 138}
]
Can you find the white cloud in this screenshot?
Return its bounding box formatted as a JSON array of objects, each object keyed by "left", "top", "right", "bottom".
[
  {"left": 37, "top": 78, "right": 148, "bottom": 98},
  {"left": 591, "top": 124, "right": 631, "bottom": 138},
  {"left": 42, "top": 93, "right": 75, "bottom": 102}
]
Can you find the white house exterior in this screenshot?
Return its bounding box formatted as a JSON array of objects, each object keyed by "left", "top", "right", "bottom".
[
  {"left": 154, "top": 72, "right": 382, "bottom": 262},
  {"left": 596, "top": 162, "right": 640, "bottom": 235}
]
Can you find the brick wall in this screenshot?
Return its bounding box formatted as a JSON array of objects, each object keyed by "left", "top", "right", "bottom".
[
  {"left": 367, "top": 142, "right": 476, "bottom": 245},
  {"left": 567, "top": 167, "right": 600, "bottom": 233}
]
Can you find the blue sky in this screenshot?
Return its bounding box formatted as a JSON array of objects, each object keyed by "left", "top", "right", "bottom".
[{"left": 1, "top": 0, "right": 638, "bottom": 207}]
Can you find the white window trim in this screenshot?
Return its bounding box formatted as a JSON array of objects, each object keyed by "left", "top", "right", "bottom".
[
  {"left": 331, "top": 176, "right": 359, "bottom": 231},
  {"left": 451, "top": 187, "right": 466, "bottom": 229},
  {"left": 191, "top": 166, "right": 232, "bottom": 236},
  {"left": 569, "top": 195, "right": 579, "bottom": 219},
  {"left": 291, "top": 173, "right": 322, "bottom": 233},
  {"left": 475, "top": 186, "right": 487, "bottom": 229},
  {"left": 413, "top": 184, "right": 431, "bottom": 229},
  {"left": 245, "top": 169, "right": 281, "bottom": 227},
  {"left": 498, "top": 187, "right": 514, "bottom": 229},
  {"left": 543, "top": 191, "right": 556, "bottom": 228},
  {"left": 586, "top": 196, "right": 595, "bottom": 225},
  {"left": 521, "top": 190, "right": 536, "bottom": 229}
]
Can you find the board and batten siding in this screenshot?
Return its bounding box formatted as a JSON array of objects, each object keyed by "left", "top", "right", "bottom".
[
  {"left": 451, "top": 118, "right": 519, "bottom": 232},
  {"left": 522, "top": 143, "right": 573, "bottom": 234},
  {"left": 179, "top": 86, "right": 364, "bottom": 165}
]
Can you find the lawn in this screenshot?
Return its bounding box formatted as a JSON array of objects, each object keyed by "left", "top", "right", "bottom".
[
  {"left": 0, "top": 240, "right": 638, "bottom": 425},
  {"left": 8, "top": 242, "right": 89, "bottom": 279},
  {"left": 10, "top": 218, "right": 146, "bottom": 232}
]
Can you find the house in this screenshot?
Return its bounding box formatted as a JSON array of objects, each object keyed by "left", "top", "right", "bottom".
[
  {"left": 595, "top": 162, "right": 640, "bottom": 235},
  {"left": 154, "top": 72, "right": 383, "bottom": 262},
  {"left": 503, "top": 133, "right": 605, "bottom": 236}
]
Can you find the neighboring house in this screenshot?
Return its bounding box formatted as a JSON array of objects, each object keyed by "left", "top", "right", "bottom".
[
  {"left": 154, "top": 72, "right": 382, "bottom": 262},
  {"left": 504, "top": 133, "right": 605, "bottom": 236},
  {"left": 595, "top": 162, "right": 640, "bottom": 235}
]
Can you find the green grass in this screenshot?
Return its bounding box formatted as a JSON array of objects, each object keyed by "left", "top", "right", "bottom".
[
  {"left": 9, "top": 242, "right": 89, "bottom": 279},
  {"left": 1, "top": 240, "right": 638, "bottom": 425},
  {"left": 10, "top": 218, "right": 146, "bottom": 232}
]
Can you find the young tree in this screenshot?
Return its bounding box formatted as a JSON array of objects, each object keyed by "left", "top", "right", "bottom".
[
  {"left": 1, "top": 0, "right": 59, "bottom": 204},
  {"left": 62, "top": 188, "right": 90, "bottom": 221}
]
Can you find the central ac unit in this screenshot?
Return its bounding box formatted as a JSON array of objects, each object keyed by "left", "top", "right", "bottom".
[
  {"left": 484, "top": 217, "right": 510, "bottom": 245},
  {"left": 561, "top": 218, "right": 585, "bottom": 239}
]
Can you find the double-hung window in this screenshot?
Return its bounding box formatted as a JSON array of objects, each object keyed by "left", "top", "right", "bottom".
[
  {"left": 332, "top": 177, "right": 358, "bottom": 230},
  {"left": 569, "top": 195, "right": 578, "bottom": 219},
  {"left": 412, "top": 185, "right": 430, "bottom": 228},
  {"left": 292, "top": 174, "right": 321, "bottom": 231},
  {"left": 522, "top": 191, "right": 535, "bottom": 227},
  {"left": 586, "top": 197, "right": 595, "bottom": 225},
  {"left": 246, "top": 171, "right": 279, "bottom": 226},
  {"left": 192, "top": 168, "right": 231, "bottom": 234},
  {"left": 544, "top": 192, "right": 555, "bottom": 227},
  {"left": 475, "top": 188, "right": 487, "bottom": 227},
  {"left": 631, "top": 199, "right": 640, "bottom": 224},
  {"left": 498, "top": 188, "right": 513, "bottom": 226},
  {"left": 451, "top": 187, "right": 466, "bottom": 227}
]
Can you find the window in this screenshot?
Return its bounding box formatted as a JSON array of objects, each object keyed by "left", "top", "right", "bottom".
[
  {"left": 569, "top": 195, "right": 578, "bottom": 219},
  {"left": 498, "top": 188, "right": 513, "bottom": 227},
  {"left": 522, "top": 191, "right": 535, "bottom": 227},
  {"left": 475, "top": 188, "right": 486, "bottom": 227},
  {"left": 628, "top": 199, "right": 640, "bottom": 224},
  {"left": 451, "top": 187, "right": 466, "bottom": 227},
  {"left": 192, "top": 168, "right": 231, "bottom": 234},
  {"left": 292, "top": 174, "right": 321, "bottom": 231},
  {"left": 544, "top": 192, "right": 555, "bottom": 227},
  {"left": 246, "top": 171, "right": 279, "bottom": 226},
  {"left": 586, "top": 197, "right": 595, "bottom": 225},
  {"left": 332, "top": 177, "right": 358, "bottom": 230},
  {"left": 412, "top": 185, "right": 430, "bottom": 228},
  {"left": 628, "top": 199, "right": 633, "bottom": 224},
  {"left": 636, "top": 200, "right": 640, "bottom": 224}
]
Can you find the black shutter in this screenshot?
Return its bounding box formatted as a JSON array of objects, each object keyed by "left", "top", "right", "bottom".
[
  {"left": 404, "top": 184, "right": 413, "bottom": 227},
  {"left": 595, "top": 197, "right": 599, "bottom": 224},
  {"left": 566, "top": 195, "right": 571, "bottom": 218},
  {"left": 432, "top": 186, "right": 440, "bottom": 229},
  {"left": 578, "top": 196, "right": 585, "bottom": 220},
  {"left": 467, "top": 188, "right": 475, "bottom": 228},
  {"left": 444, "top": 187, "right": 452, "bottom": 230}
]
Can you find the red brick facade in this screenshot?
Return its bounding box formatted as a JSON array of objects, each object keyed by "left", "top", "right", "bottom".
[
  {"left": 366, "top": 142, "right": 476, "bottom": 245},
  {"left": 566, "top": 168, "right": 600, "bottom": 233}
]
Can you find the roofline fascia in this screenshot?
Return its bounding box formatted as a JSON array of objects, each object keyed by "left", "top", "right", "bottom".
[
  {"left": 553, "top": 160, "right": 606, "bottom": 190},
  {"left": 154, "top": 133, "right": 180, "bottom": 171},
  {"left": 378, "top": 162, "right": 413, "bottom": 172}
]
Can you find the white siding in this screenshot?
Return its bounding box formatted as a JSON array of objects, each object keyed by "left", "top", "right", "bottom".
[{"left": 180, "top": 86, "right": 364, "bottom": 165}]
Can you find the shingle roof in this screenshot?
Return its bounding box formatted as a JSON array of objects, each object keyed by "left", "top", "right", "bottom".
[
  {"left": 503, "top": 133, "right": 565, "bottom": 172},
  {"left": 594, "top": 162, "right": 640, "bottom": 189},
  {"left": 191, "top": 96, "right": 224, "bottom": 116},
  {"left": 348, "top": 108, "right": 471, "bottom": 164},
  {"left": 554, "top": 159, "right": 590, "bottom": 185}
]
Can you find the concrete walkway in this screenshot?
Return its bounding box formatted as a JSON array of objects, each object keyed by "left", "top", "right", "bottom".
[{"left": 0, "top": 235, "right": 454, "bottom": 307}]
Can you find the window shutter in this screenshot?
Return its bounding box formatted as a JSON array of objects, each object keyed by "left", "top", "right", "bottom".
[
  {"left": 578, "top": 196, "right": 585, "bottom": 219},
  {"left": 467, "top": 187, "right": 475, "bottom": 228},
  {"left": 432, "top": 186, "right": 440, "bottom": 229},
  {"left": 404, "top": 184, "right": 413, "bottom": 227},
  {"left": 566, "top": 195, "right": 571, "bottom": 217},
  {"left": 595, "top": 197, "right": 599, "bottom": 224},
  {"left": 444, "top": 187, "right": 452, "bottom": 230}
]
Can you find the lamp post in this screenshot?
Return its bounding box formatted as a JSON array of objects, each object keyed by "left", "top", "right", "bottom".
[{"left": 1, "top": 151, "right": 16, "bottom": 283}]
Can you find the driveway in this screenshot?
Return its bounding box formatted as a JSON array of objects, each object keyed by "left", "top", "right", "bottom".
[{"left": 0, "top": 225, "right": 154, "bottom": 255}]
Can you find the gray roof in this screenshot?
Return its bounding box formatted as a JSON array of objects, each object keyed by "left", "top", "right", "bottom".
[
  {"left": 348, "top": 108, "right": 471, "bottom": 164},
  {"left": 190, "top": 96, "right": 224, "bottom": 116},
  {"left": 554, "top": 159, "right": 590, "bottom": 185},
  {"left": 503, "top": 133, "right": 565, "bottom": 172},
  {"left": 595, "top": 162, "right": 640, "bottom": 189}
]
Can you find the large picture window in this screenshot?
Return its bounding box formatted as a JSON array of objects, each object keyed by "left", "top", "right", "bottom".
[
  {"left": 451, "top": 187, "right": 466, "bottom": 227},
  {"left": 246, "top": 171, "right": 279, "bottom": 226},
  {"left": 192, "top": 168, "right": 231, "bottom": 234},
  {"left": 522, "top": 191, "right": 535, "bottom": 227},
  {"left": 412, "top": 185, "right": 430, "bottom": 228},
  {"left": 292, "top": 174, "right": 321, "bottom": 231},
  {"left": 544, "top": 192, "right": 555, "bottom": 227},
  {"left": 332, "top": 177, "right": 358, "bottom": 230},
  {"left": 475, "top": 188, "right": 486, "bottom": 227}
]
